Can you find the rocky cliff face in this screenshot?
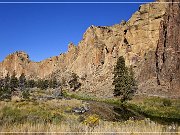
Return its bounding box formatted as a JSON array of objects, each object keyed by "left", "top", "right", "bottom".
[
  {"left": 137, "top": 0, "right": 180, "bottom": 98},
  {"left": 0, "top": 1, "right": 179, "bottom": 98}
]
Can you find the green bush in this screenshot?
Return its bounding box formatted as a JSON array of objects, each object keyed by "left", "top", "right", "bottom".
[
  {"left": 126, "top": 97, "right": 180, "bottom": 120},
  {"left": 22, "top": 90, "right": 30, "bottom": 100},
  {"left": 0, "top": 105, "right": 63, "bottom": 125},
  {"left": 0, "top": 87, "right": 12, "bottom": 100},
  {"left": 162, "top": 99, "right": 172, "bottom": 107},
  {"left": 0, "top": 106, "right": 27, "bottom": 124}
]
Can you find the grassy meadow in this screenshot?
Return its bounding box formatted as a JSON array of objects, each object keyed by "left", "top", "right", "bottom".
[{"left": 0, "top": 98, "right": 179, "bottom": 134}]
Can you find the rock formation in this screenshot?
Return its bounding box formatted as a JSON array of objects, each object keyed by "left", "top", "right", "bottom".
[
  {"left": 0, "top": 0, "right": 179, "bottom": 98},
  {"left": 137, "top": 0, "right": 180, "bottom": 98}
]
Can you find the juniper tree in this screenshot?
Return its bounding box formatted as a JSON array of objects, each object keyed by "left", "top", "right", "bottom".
[
  {"left": 26, "top": 79, "right": 36, "bottom": 88},
  {"left": 4, "top": 73, "right": 10, "bottom": 88},
  {"left": 37, "top": 79, "right": 49, "bottom": 90},
  {"left": 0, "top": 87, "right": 3, "bottom": 100},
  {"left": 19, "top": 73, "right": 26, "bottom": 90},
  {"left": 121, "top": 66, "right": 137, "bottom": 102},
  {"left": 0, "top": 86, "right": 11, "bottom": 100},
  {"left": 10, "top": 71, "right": 18, "bottom": 91},
  {"left": 68, "top": 73, "right": 81, "bottom": 91},
  {"left": 18, "top": 73, "right": 31, "bottom": 100},
  {"left": 0, "top": 73, "right": 12, "bottom": 100},
  {"left": 113, "top": 56, "right": 137, "bottom": 103},
  {"left": 0, "top": 79, "right": 4, "bottom": 88}
]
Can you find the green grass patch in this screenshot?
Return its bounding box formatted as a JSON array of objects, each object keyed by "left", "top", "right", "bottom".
[
  {"left": 126, "top": 97, "right": 180, "bottom": 122},
  {"left": 0, "top": 101, "right": 63, "bottom": 125},
  {"left": 64, "top": 92, "right": 180, "bottom": 121}
]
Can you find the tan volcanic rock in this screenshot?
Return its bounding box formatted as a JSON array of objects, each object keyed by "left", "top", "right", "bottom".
[
  {"left": 1, "top": 1, "right": 179, "bottom": 98},
  {"left": 137, "top": 0, "right": 180, "bottom": 98},
  {"left": 0, "top": 51, "right": 30, "bottom": 77},
  {"left": 63, "top": 2, "right": 167, "bottom": 97}
]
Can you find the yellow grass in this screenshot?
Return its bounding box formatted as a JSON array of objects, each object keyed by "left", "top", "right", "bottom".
[
  {"left": 0, "top": 100, "right": 179, "bottom": 135},
  {"left": 0, "top": 120, "right": 179, "bottom": 135}
]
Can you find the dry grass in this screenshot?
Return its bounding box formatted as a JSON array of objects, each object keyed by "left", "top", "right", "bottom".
[
  {"left": 0, "top": 119, "right": 179, "bottom": 135},
  {"left": 0, "top": 99, "right": 179, "bottom": 135}
]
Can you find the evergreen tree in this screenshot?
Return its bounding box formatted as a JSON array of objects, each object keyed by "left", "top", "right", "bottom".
[
  {"left": 113, "top": 56, "right": 137, "bottom": 103},
  {"left": 0, "top": 86, "right": 12, "bottom": 100},
  {"left": 0, "top": 74, "right": 12, "bottom": 100},
  {"left": 37, "top": 79, "right": 49, "bottom": 90},
  {"left": 27, "top": 79, "right": 36, "bottom": 88},
  {"left": 43, "top": 80, "right": 49, "bottom": 89},
  {"left": 19, "top": 73, "right": 26, "bottom": 90},
  {"left": 0, "top": 79, "right": 3, "bottom": 88},
  {"left": 37, "top": 79, "right": 42, "bottom": 89},
  {"left": 3, "top": 86, "right": 12, "bottom": 100},
  {"left": 10, "top": 71, "right": 18, "bottom": 91},
  {"left": 22, "top": 89, "right": 30, "bottom": 100},
  {"left": 68, "top": 73, "right": 81, "bottom": 91},
  {"left": 0, "top": 87, "right": 3, "bottom": 100},
  {"left": 4, "top": 73, "right": 10, "bottom": 88}
]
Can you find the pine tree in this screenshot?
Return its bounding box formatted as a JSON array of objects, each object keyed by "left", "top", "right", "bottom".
[
  {"left": 37, "top": 79, "right": 42, "bottom": 89},
  {"left": 43, "top": 80, "right": 49, "bottom": 89},
  {"left": 10, "top": 71, "right": 18, "bottom": 91},
  {"left": 0, "top": 79, "right": 4, "bottom": 88},
  {"left": 4, "top": 73, "right": 10, "bottom": 88},
  {"left": 37, "top": 79, "right": 49, "bottom": 90},
  {"left": 19, "top": 73, "right": 26, "bottom": 90},
  {"left": 0, "top": 87, "right": 3, "bottom": 100},
  {"left": 0, "top": 86, "right": 11, "bottom": 100},
  {"left": 27, "top": 79, "right": 36, "bottom": 88},
  {"left": 113, "top": 56, "right": 137, "bottom": 103},
  {"left": 0, "top": 73, "right": 12, "bottom": 100},
  {"left": 22, "top": 89, "right": 30, "bottom": 100},
  {"left": 68, "top": 73, "right": 81, "bottom": 91}
]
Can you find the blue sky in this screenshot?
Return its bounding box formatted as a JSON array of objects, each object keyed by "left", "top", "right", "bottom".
[{"left": 0, "top": 0, "right": 154, "bottom": 62}]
